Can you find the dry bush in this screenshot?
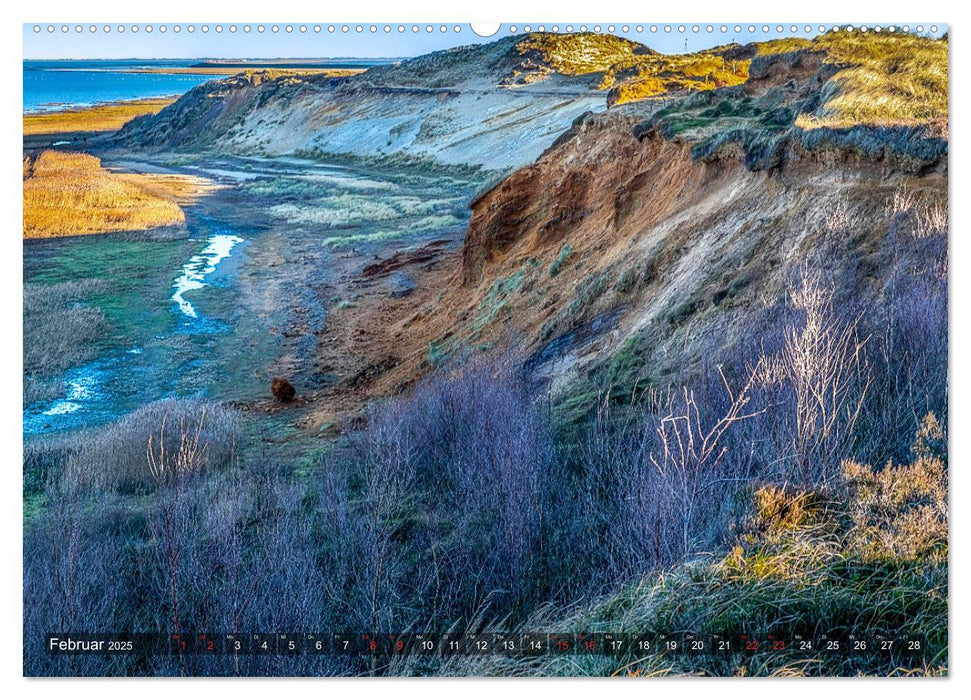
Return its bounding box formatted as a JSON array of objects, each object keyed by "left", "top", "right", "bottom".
[
  {"left": 855, "top": 188, "right": 948, "bottom": 465},
  {"left": 26, "top": 460, "right": 351, "bottom": 676},
  {"left": 645, "top": 367, "right": 765, "bottom": 559},
  {"left": 64, "top": 398, "right": 239, "bottom": 492},
  {"left": 842, "top": 456, "right": 947, "bottom": 563},
  {"left": 337, "top": 358, "right": 563, "bottom": 626},
  {"left": 576, "top": 363, "right": 765, "bottom": 577},
  {"left": 450, "top": 419, "right": 948, "bottom": 677},
  {"left": 750, "top": 484, "right": 827, "bottom": 536},
  {"left": 824, "top": 200, "right": 850, "bottom": 233},
  {"left": 755, "top": 272, "right": 870, "bottom": 483},
  {"left": 842, "top": 412, "right": 948, "bottom": 563}
]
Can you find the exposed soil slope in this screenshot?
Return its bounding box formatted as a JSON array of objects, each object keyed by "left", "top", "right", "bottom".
[{"left": 299, "top": 36, "right": 947, "bottom": 428}]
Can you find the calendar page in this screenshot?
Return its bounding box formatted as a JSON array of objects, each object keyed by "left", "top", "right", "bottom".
[{"left": 22, "top": 21, "right": 948, "bottom": 677}]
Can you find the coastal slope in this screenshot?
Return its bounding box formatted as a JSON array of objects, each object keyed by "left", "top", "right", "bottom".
[
  {"left": 115, "top": 34, "right": 649, "bottom": 172},
  {"left": 295, "top": 32, "right": 947, "bottom": 425},
  {"left": 112, "top": 30, "right": 948, "bottom": 426}
]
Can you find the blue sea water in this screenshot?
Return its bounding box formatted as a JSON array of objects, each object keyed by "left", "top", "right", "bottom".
[
  {"left": 23, "top": 60, "right": 225, "bottom": 112},
  {"left": 23, "top": 59, "right": 389, "bottom": 113}
]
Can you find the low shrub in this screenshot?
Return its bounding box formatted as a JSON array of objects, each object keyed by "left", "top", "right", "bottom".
[
  {"left": 64, "top": 398, "right": 239, "bottom": 491},
  {"left": 446, "top": 442, "right": 948, "bottom": 676}
]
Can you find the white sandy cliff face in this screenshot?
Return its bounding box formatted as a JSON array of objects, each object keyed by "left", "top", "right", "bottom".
[
  {"left": 221, "top": 80, "right": 606, "bottom": 171},
  {"left": 116, "top": 35, "right": 636, "bottom": 172}
]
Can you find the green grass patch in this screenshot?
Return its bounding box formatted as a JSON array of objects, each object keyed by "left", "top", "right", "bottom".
[
  {"left": 549, "top": 244, "right": 572, "bottom": 277},
  {"left": 473, "top": 267, "right": 529, "bottom": 332}
]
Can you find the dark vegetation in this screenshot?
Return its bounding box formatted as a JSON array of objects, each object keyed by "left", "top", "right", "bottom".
[
  {"left": 23, "top": 188, "right": 946, "bottom": 676},
  {"left": 23, "top": 279, "right": 110, "bottom": 403}
]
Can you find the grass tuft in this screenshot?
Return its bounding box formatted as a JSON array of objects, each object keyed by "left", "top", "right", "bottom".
[{"left": 63, "top": 398, "right": 240, "bottom": 492}]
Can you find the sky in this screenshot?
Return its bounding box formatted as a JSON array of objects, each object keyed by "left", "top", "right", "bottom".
[{"left": 23, "top": 22, "right": 947, "bottom": 60}]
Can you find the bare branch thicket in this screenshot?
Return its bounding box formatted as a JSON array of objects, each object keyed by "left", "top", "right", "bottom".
[
  {"left": 577, "top": 364, "right": 765, "bottom": 575},
  {"left": 147, "top": 408, "right": 209, "bottom": 486},
  {"left": 856, "top": 188, "right": 949, "bottom": 464},
  {"left": 648, "top": 364, "right": 766, "bottom": 560},
  {"left": 756, "top": 272, "right": 871, "bottom": 483}
]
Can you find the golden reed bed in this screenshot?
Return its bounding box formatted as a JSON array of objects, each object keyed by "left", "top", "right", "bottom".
[{"left": 23, "top": 150, "right": 214, "bottom": 238}]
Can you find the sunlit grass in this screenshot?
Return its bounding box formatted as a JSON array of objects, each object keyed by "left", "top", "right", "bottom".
[
  {"left": 602, "top": 49, "right": 750, "bottom": 105},
  {"left": 23, "top": 150, "right": 213, "bottom": 238},
  {"left": 798, "top": 32, "right": 948, "bottom": 129},
  {"left": 514, "top": 32, "right": 648, "bottom": 76}
]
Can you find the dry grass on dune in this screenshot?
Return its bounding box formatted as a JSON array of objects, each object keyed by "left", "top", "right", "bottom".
[
  {"left": 797, "top": 32, "right": 948, "bottom": 129},
  {"left": 23, "top": 97, "right": 177, "bottom": 136},
  {"left": 514, "top": 33, "right": 649, "bottom": 76},
  {"left": 23, "top": 150, "right": 212, "bottom": 238},
  {"left": 603, "top": 50, "right": 751, "bottom": 105},
  {"left": 635, "top": 32, "right": 948, "bottom": 169},
  {"left": 607, "top": 31, "right": 946, "bottom": 131}
]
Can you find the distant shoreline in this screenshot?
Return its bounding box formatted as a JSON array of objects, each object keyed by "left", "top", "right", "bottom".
[
  {"left": 117, "top": 65, "right": 369, "bottom": 76},
  {"left": 23, "top": 64, "right": 368, "bottom": 146},
  {"left": 23, "top": 96, "right": 177, "bottom": 149}
]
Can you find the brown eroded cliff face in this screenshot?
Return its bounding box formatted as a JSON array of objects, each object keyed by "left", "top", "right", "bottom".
[
  {"left": 468, "top": 113, "right": 942, "bottom": 366},
  {"left": 462, "top": 112, "right": 696, "bottom": 286},
  {"left": 299, "top": 34, "right": 947, "bottom": 428},
  {"left": 316, "top": 106, "right": 944, "bottom": 426}
]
